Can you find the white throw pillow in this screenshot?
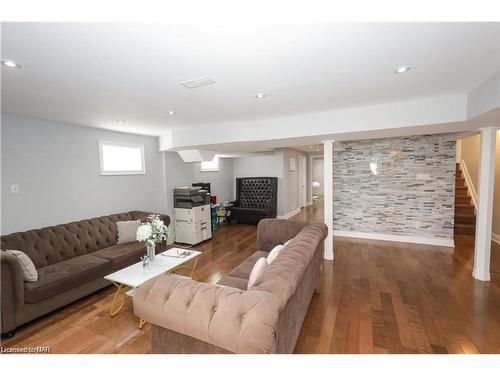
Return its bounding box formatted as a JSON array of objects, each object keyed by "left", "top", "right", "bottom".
[
  {"left": 6, "top": 250, "right": 38, "bottom": 282},
  {"left": 267, "top": 244, "right": 284, "bottom": 264},
  {"left": 247, "top": 257, "right": 268, "bottom": 289},
  {"left": 117, "top": 220, "right": 141, "bottom": 244}
]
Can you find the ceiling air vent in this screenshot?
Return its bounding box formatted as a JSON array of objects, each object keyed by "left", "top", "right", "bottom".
[{"left": 180, "top": 76, "right": 216, "bottom": 89}]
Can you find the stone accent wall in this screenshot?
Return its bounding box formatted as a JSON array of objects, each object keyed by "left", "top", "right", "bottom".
[{"left": 333, "top": 134, "right": 455, "bottom": 240}]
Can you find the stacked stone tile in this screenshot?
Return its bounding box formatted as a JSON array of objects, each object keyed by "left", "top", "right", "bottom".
[{"left": 333, "top": 134, "right": 455, "bottom": 240}]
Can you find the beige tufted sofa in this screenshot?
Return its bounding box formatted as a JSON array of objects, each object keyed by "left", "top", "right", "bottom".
[
  {"left": 133, "top": 219, "right": 327, "bottom": 354},
  {"left": 0, "top": 211, "right": 169, "bottom": 337}
]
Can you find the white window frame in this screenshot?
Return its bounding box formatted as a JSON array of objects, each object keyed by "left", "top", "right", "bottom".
[
  {"left": 99, "top": 140, "right": 146, "bottom": 175},
  {"left": 200, "top": 155, "right": 220, "bottom": 172}
]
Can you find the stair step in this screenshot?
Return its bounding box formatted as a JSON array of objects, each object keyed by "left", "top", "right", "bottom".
[
  {"left": 455, "top": 204, "right": 475, "bottom": 215},
  {"left": 455, "top": 213, "right": 476, "bottom": 224},
  {"left": 454, "top": 223, "right": 476, "bottom": 235},
  {"left": 456, "top": 186, "right": 468, "bottom": 193},
  {"left": 455, "top": 196, "right": 471, "bottom": 205}
]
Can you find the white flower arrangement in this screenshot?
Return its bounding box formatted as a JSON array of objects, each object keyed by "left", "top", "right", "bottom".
[{"left": 136, "top": 214, "right": 168, "bottom": 247}]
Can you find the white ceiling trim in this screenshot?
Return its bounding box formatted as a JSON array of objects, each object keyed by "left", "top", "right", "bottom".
[
  {"left": 467, "top": 71, "right": 500, "bottom": 119},
  {"left": 159, "top": 93, "right": 468, "bottom": 151}
]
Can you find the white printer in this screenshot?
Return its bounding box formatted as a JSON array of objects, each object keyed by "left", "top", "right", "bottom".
[{"left": 173, "top": 186, "right": 212, "bottom": 245}]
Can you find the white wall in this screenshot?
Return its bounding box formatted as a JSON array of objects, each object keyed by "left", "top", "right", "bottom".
[
  {"left": 192, "top": 157, "right": 234, "bottom": 203},
  {"left": 1, "top": 115, "right": 167, "bottom": 234},
  {"left": 163, "top": 153, "right": 235, "bottom": 215},
  {"left": 281, "top": 149, "right": 307, "bottom": 215},
  {"left": 0, "top": 114, "right": 310, "bottom": 234},
  {"left": 232, "top": 151, "right": 306, "bottom": 217},
  {"left": 164, "top": 151, "right": 193, "bottom": 215}
]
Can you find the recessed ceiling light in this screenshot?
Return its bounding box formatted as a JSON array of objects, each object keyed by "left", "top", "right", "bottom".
[
  {"left": 1, "top": 59, "right": 21, "bottom": 68},
  {"left": 168, "top": 110, "right": 175, "bottom": 115},
  {"left": 255, "top": 93, "right": 267, "bottom": 99},
  {"left": 394, "top": 66, "right": 411, "bottom": 74},
  {"left": 116, "top": 120, "right": 126, "bottom": 124}
]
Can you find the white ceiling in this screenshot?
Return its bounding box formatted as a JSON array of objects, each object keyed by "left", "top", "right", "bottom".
[{"left": 1, "top": 22, "right": 499, "bottom": 136}]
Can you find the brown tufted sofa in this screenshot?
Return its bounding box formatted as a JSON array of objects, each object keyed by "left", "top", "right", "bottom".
[
  {"left": 0, "top": 211, "right": 169, "bottom": 337},
  {"left": 133, "top": 219, "right": 327, "bottom": 353}
]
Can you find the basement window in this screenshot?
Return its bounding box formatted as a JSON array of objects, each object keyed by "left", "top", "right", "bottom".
[
  {"left": 99, "top": 140, "right": 145, "bottom": 175},
  {"left": 200, "top": 155, "right": 220, "bottom": 172}
]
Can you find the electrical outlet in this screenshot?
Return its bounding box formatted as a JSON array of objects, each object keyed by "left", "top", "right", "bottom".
[{"left": 10, "top": 184, "right": 20, "bottom": 194}]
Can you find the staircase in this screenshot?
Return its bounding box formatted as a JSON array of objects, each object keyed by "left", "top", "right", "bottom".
[{"left": 454, "top": 163, "right": 476, "bottom": 235}]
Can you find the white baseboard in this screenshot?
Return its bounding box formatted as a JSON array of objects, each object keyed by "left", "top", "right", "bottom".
[
  {"left": 492, "top": 232, "right": 500, "bottom": 245},
  {"left": 333, "top": 230, "right": 455, "bottom": 247},
  {"left": 277, "top": 208, "right": 301, "bottom": 219},
  {"left": 460, "top": 159, "right": 477, "bottom": 209}
]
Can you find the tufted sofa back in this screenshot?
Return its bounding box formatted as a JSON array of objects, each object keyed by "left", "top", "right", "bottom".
[
  {"left": 251, "top": 222, "right": 327, "bottom": 307},
  {"left": 0, "top": 211, "right": 167, "bottom": 269},
  {"left": 133, "top": 219, "right": 327, "bottom": 353},
  {"left": 236, "top": 177, "right": 277, "bottom": 209}
]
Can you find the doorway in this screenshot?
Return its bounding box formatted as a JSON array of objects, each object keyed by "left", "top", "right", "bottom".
[
  {"left": 312, "top": 157, "right": 324, "bottom": 201},
  {"left": 299, "top": 156, "right": 307, "bottom": 208}
]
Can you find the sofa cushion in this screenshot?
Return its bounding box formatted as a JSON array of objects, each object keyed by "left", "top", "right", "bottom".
[
  {"left": 92, "top": 241, "right": 146, "bottom": 270},
  {"left": 227, "top": 251, "right": 268, "bottom": 280},
  {"left": 247, "top": 258, "right": 268, "bottom": 289},
  {"left": 267, "top": 244, "right": 284, "bottom": 264},
  {"left": 216, "top": 275, "right": 249, "bottom": 290},
  {"left": 6, "top": 249, "right": 38, "bottom": 282},
  {"left": 252, "top": 222, "right": 327, "bottom": 309},
  {"left": 24, "top": 255, "right": 110, "bottom": 303},
  {"left": 117, "top": 220, "right": 141, "bottom": 244}
]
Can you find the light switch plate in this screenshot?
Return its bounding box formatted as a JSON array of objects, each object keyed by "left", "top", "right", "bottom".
[{"left": 10, "top": 184, "right": 20, "bottom": 194}]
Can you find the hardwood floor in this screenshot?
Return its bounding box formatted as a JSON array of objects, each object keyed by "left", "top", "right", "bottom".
[{"left": 2, "top": 201, "right": 500, "bottom": 354}]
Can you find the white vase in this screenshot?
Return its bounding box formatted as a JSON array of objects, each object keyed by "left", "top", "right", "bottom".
[{"left": 147, "top": 244, "right": 155, "bottom": 263}]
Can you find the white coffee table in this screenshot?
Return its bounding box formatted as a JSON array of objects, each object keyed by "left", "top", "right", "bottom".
[{"left": 104, "top": 247, "right": 201, "bottom": 328}]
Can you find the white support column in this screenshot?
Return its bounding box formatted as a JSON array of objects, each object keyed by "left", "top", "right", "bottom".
[
  {"left": 473, "top": 127, "right": 498, "bottom": 281},
  {"left": 322, "top": 140, "right": 334, "bottom": 260}
]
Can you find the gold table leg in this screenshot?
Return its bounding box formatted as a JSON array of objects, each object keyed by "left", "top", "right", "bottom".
[
  {"left": 169, "top": 256, "right": 200, "bottom": 281},
  {"left": 110, "top": 283, "right": 147, "bottom": 329},
  {"left": 109, "top": 283, "right": 126, "bottom": 317}
]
